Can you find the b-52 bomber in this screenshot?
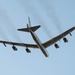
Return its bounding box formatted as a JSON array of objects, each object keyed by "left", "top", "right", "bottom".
[{"left": 0, "top": 17, "right": 75, "bottom": 57}]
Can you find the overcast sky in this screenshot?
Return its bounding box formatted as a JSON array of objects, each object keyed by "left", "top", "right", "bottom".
[{"left": 0, "top": 0, "right": 75, "bottom": 75}]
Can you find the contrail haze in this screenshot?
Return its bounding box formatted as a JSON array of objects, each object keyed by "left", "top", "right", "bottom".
[
  {"left": 0, "top": 10, "right": 22, "bottom": 42},
  {"left": 18, "top": 0, "right": 53, "bottom": 38},
  {"left": 38, "top": 0, "right": 63, "bottom": 33}
]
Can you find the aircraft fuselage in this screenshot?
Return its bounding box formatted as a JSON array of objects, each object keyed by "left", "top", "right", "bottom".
[{"left": 28, "top": 26, "right": 48, "bottom": 57}]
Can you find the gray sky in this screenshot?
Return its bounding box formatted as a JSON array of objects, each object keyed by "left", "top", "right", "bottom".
[{"left": 0, "top": 0, "right": 75, "bottom": 75}]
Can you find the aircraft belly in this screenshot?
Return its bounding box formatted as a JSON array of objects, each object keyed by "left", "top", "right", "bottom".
[{"left": 30, "top": 29, "right": 48, "bottom": 57}]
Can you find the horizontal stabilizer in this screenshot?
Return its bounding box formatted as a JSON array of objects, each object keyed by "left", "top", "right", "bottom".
[{"left": 18, "top": 25, "right": 41, "bottom": 32}]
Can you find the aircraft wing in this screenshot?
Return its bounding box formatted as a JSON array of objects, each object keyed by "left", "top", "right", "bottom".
[
  {"left": 0, "top": 40, "right": 38, "bottom": 48},
  {"left": 43, "top": 26, "right": 75, "bottom": 48}
]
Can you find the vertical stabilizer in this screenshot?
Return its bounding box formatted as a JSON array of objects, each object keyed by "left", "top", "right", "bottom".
[
  {"left": 28, "top": 16, "right": 31, "bottom": 27},
  {"left": 18, "top": 16, "right": 41, "bottom": 32}
]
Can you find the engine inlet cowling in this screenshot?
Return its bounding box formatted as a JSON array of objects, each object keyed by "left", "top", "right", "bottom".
[
  {"left": 63, "top": 37, "right": 68, "bottom": 43},
  {"left": 26, "top": 48, "right": 31, "bottom": 53},
  {"left": 54, "top": 43, "right": 59, "bottom": 48},
  {"left": 12, "top": 45, "right": 18, "bottom": 51}
]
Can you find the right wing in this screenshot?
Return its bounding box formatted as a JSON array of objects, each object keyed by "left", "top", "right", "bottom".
[
  {"left": 0, "top": 40, "right": 38, "bottom": 48},
  {"left": 43, "top": 26, "right": 75, "bottom": 48}
]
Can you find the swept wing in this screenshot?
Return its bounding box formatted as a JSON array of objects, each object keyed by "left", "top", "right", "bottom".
[
  {"left": 43, "top": 26, "right": 75, "bottom": 48},
  {"left": 0, "top": 26, "right": 75, "bottom": 48},
  {"left": 0, "top": 40, "right": 38, "bottom": 48}
]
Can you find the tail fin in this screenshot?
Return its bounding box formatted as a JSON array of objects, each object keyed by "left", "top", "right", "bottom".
[
  {"left": 18, "top": 25, "right": 41, "bottom": 32},
  {"left": 28, "top": 16, "right": 31, "bottom": 27},
  {"left": 18, "top": 16, "right": 41, "bottom": 32}
]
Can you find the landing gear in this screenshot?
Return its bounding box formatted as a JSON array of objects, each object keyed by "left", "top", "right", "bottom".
[
  {"left": 26, "top": 47, "right": 31, "bottom": 53},
  {"left": 3, "top": 43, "right": 7, "bottom": 47},
  {"left": 69, "top": 33, "right": 72, "bottom": 36}
]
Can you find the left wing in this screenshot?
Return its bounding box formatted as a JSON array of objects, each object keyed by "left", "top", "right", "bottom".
[
  {"left": 43, "top": 26, "right": 75, "bottom": 48},
  {"left": 0, "top": 40, "right": 38, "bottom": 48}
]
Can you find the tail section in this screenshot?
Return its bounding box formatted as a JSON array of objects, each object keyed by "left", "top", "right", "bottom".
[
  {"left": 18, "top": 25, "right": 41, "bottom": 32},
  {"left": 28, "top": 16, "right": 31, "bottom": 27},
  {"left": 18, "top": 16, "right": 41, "bottom": 32}
]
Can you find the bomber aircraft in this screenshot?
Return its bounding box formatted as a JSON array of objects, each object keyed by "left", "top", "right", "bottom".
[{"left": 0, "top": 17, "right": 75, "bottom": 57}]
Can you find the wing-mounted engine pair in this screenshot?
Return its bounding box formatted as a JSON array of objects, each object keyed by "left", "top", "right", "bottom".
[
  {"left": 26, "top": 47, "right": 31, "bottom": 53},
  {"left": 63, "top": 37, "right": 68, "bottom": 43},
  {"left": 54, "top": 43, "right": 59, "bottom": 48}
]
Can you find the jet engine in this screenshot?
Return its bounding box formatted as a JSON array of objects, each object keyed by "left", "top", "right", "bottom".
[
  {"left": 26, "top": 48, "right": 31, "bottom": 53},
  {"left": 63, "top": 37, "right": 68, "bottom": 43},
  {"left": 54, "top": 43, "right": 59, "bottom": 48},
  {"left": 12, "top": 45, "right": 18, "bottom": 51}
]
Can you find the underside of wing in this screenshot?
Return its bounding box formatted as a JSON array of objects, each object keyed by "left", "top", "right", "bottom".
[
  {"left": 43, "top": 26, "right": 75, "bottom": 48},
  {"left": 0, "top": 40, "right": 38, "bottom": 48}
]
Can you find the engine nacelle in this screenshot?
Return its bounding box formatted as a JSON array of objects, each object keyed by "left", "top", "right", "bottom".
[
  {"left": 12, "top": 45, "right": 18, "bottom": 51},
  {"left": 26, "top": 48, "right": 31, "bottom": 53},
  {"left": 54, "top": 43, "right": 59, "bottom": 48},
  {"left": 63, "top": 37, "right": 68, "bottom": 43}
]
